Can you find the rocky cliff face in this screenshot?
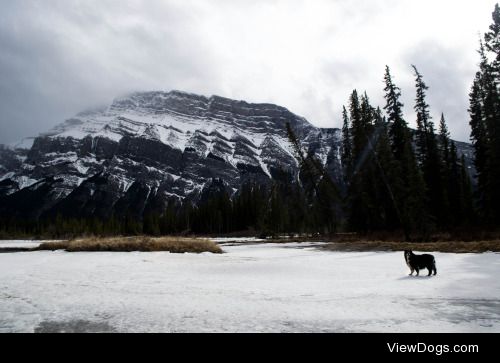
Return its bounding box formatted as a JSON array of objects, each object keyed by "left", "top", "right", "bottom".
[{"left": 0, "top": 91, "right": 342, "bottom": 220}]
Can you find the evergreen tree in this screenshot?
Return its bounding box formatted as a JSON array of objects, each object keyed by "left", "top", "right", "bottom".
[
  {"left": 460, "top": 155, "right": 475, "bottom": 224},
  {"left": 384, "top": 66, "right": 408, "bottom": 159},
  {"left": 437, "top": 114, "right": 475, "bottom": 227},
  {"left": 341, "top": 106, "right": 353, "bottom": 179},
  {"left": 360, "top": 92, "right": 375, "bottom": 142},
  {"left": 469, "top": 74, "right": 488, "bottom": 216},
  {"left": 159, "top": 203, "right": 178, "bottom": 234},
  {"left": 481, "top": 41, "right": 500, "bottom": 222},
  {"left": 265, "top": 185, "right": 288, "bottom": 235},
  {"left": 485, "top": 3, "right": 500, "bottom": 82},
  {"left": 469, "top": 33, "right": 500, "bottom": 223},
  {"left": 143, "top": 213, "right": 160, "bottom": 236},
  {"left": 384, "top": 66, "right": 429, "bottom": 239},
  {"left": 413, "top": 65, "right": 431, "bottom": 163},
  {"left": 412, "top": 66, "right": 448, "bottom": 228},
  {"left": 314, "top": 177, "right": 339, "bottom": 234},
  {"left": 372, "top": 109, "right": 403, "bottom": 231},
  {"left": 346, "top": 90, "right": 369, "bottom": 231},
  {"left": 349, "top": 90, "right": 365, "bottom": 165},
  {"left": 442, "top": 141, "right": 474, "bottom": 226},
  {"left": 447, "top": 142, "right": 463, "bottom": 225},
  {"left": 439, "top": 114, "right": 451, "bottom": 167}
]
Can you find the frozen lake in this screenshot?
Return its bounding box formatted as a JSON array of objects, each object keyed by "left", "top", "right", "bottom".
[{"left": 0, "top": 240, "right": 499, "bottom": 332}]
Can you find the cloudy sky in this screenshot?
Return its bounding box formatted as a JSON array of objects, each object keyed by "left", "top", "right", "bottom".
[{"left": 0, "top": 0, "right": 497, "bottom": 144}]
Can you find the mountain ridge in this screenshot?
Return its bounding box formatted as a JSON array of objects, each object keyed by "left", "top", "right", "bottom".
[{"left": 0, "top": 90, "right": 343, "bottom": 221}]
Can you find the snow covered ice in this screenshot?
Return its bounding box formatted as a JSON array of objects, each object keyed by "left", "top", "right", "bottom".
[{"left": 0, "top": 241, "right": 499, "bottom": 333}]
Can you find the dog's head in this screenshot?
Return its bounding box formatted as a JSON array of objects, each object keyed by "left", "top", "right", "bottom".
[{"left": 404, "top": 250, "right": 413, "bottom": 260}]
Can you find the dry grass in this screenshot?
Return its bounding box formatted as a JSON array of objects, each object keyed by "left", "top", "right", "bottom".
[
  {"left": 37, "top": 241, "right": 72, "bottom": 251},
  {"left": 323, "top": 240, "right": 500, "bottom": 254},
  {"left": 37, "top": 236, "right": 223, "bottom": 254}
]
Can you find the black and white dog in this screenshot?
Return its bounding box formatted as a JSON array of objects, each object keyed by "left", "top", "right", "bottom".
[{"left": 404, "top": 250, "right": 437, "bottom": 277}]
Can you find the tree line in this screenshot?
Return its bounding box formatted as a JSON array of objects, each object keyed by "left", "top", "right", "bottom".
[
  {"left": 341, "top": 4, "right": 500, "bottom": 238},
  {"left": 339, "top": 69, "right": 474, "bottom": 240},
  {"left": 469, "top": 3, "right": 500, "bottom": 226},
  {"left": 0, "top": 179, "right": 336, "bottom": 239}
]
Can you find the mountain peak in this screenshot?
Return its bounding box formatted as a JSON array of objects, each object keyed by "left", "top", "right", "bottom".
[{"left": 0, "top": 89, "right": 344, "bottom": 221}]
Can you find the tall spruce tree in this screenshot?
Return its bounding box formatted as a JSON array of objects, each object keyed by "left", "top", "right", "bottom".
[
  {"left": 469, "top": 26, "right": 500, "bottom": 223},
  {"left": 372, "top": 109, "right": 402, "bottom": 231},
  {"left": 345, "top": 91, "right": 377, "bottom": 232},
  {"left": 438, "top": 115, "right": 475, "bottom": 227},
  {"left": 384, "top": 66, "right": 429, "bottom": 239},
  {"left": 384, "top": 66, "right": 408, "bottom": 160},
  {"left": 359, "top": 107, "right": 401, "bottom": 231},
  {"left": 359, "top": 93, "right": 379, "bottom": 230},
  {"left": 480, "top": 40, "right": 500, "bottom": 222},
  {"left": 350, "top": 90, "right": 364, "bottom": 165},
  {"left": 439, "top": 114, "right": 451, "bottom": 168},
  {"left": 485, "top": 3, "right": 500, "bottom": 82},
  {"left": 341, "top": 105, "right": 353, "bottom": 179},
  {"left": 412, "top": 65, "right": 448, "bottom": 228},
  {"left": 469, "top": 73, "right": 488, "bottom": 215},
  {"left": 413, "top": 65, "right": 431, "bottom": 163}
]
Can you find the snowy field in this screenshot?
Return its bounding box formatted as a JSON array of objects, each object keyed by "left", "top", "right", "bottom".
[{"left": 0, "top": 240, "right": 499, "bottom": 333}]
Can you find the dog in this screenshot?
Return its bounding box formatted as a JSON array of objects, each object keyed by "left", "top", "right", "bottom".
[{"left": 404, "top": 250, "right": 437, "bottom": 277}]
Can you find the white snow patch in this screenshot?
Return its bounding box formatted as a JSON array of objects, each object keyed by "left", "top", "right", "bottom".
[
  {"left": 0, "top": 172, "right": 15, "bottom": 182},
  {"left": 74, "top": 161, "right": 90, "bottom": 175},
  {"left": 120, "top": 178, "right": 135, "bottom": 193},
  {"left": 259, "top": 160, "right": 272, "bottom": 178},
  {"left": 14, "top": 176, "right": 38, "bottom": 189}
]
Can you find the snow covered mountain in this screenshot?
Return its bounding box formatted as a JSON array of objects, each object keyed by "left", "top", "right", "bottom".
[{"left": 0, "top": 91, "right": 342, "bottom": 220}]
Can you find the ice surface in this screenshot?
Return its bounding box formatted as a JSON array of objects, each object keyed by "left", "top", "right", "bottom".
[{"left": 1, "top": 242, "right": 498, "bottom": 333}]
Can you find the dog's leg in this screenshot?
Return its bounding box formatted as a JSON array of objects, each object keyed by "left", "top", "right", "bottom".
[
  {"left": 433, "top": 264, "right": 437, "bottom": 276},
  {"left": 415, "top": 268, "right": 420, "bottom": 277},
  {"left": 427, "top": 267, "right": 432, "bottom": 277},
  {"left": 409, "top": 268, "right": 414, "bottom": 276}
]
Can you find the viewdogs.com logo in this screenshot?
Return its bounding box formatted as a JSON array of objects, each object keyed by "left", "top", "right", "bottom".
[{"left": 387, "top": 343, "right": 479, "bottom": 356}]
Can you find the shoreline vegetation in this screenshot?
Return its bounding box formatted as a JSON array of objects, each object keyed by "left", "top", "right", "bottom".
[
  {"left": 1, "top": 234, "right": 500, "bottom": 254},
  {"left": 219, "top": 235, "right": 500, "bottom": 253},
  {"left": 322, "top": 240, "right": 500, "bottom": 254},
  {"left": 0, "top": 236, "right": 223, "bottom": 254}
]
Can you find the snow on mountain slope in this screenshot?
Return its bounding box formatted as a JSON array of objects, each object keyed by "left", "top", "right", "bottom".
[
  {"left": 36, "top": 91, "right": 321, "bottom": 171},
  {"left": 42, "top": 91, "right": 307, "bottom": 153},
  {"left": 0, "top": 91, "right": 342, "bottom": 220}
]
